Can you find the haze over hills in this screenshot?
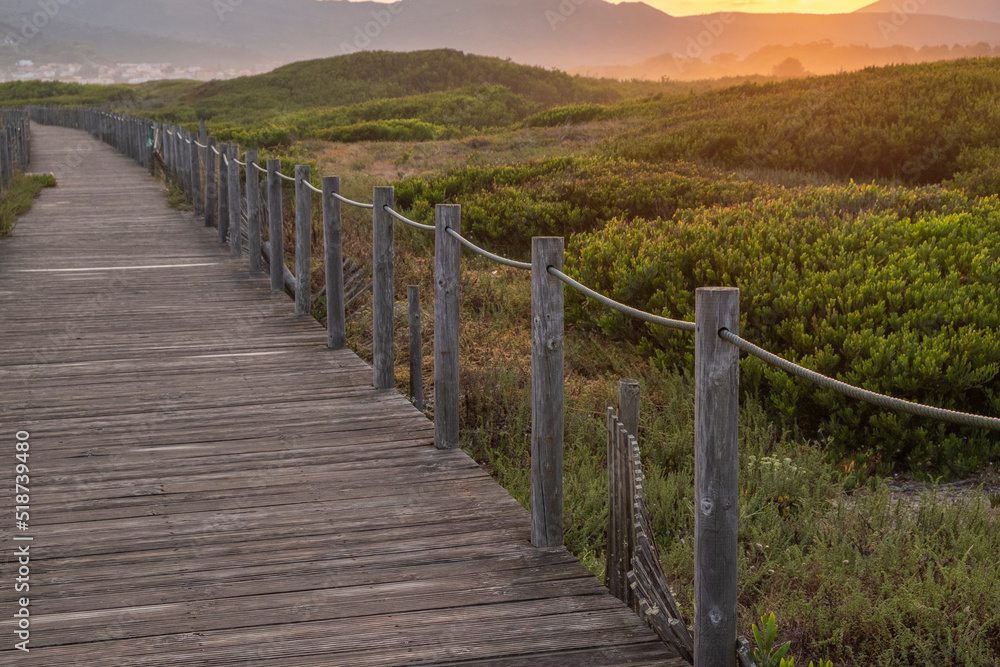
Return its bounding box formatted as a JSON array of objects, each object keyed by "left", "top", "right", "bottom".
[
  {"left": 856, "top": 0, "right": 1000, "bottom": 24},
  {"left": 0, "top": 0, "right": 998, "bottom": 80}
]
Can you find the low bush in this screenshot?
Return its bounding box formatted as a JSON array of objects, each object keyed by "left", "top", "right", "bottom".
[
  {"left": 394, "top": 156, "right": 767, "bottom": 254},
  {"left": 567, "top": 183, "right": 1000, "bottom": 473},
  {"left": 314, "top": 118, "right": 449, "bottom": 143}
]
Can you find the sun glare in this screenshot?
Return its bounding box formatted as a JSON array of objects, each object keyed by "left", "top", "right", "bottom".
[{"left": 619, "top": 0, "right": 874, "bottom": 15}]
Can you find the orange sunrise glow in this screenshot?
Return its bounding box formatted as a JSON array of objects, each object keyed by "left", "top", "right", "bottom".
[{"left": 614, "top": 0, "right": 873, "bottom": 14}]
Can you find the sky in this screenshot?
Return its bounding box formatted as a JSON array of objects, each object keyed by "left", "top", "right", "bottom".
[
  {"left": 612, "top": 0, "right": 873, "bottom": 14},
  {"left": 354, "top": 1, "right": 878, "bottom": 16}
]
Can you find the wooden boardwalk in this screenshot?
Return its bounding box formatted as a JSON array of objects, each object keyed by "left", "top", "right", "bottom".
[{"left": 0, "top": 125, "right": 684, "bottom": 665}]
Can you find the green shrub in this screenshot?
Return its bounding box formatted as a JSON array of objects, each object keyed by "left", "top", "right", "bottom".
[
  {"left": 315, "top": 119, "right": 448, "bottom": 143},
  {"left": 523, "top": 103, "right": 610, "bottom": 127},
  {"left": 394, "top": 156, "right": 766, "bottom": 255},
  {"left": 567, "top": 183, "right": 1000, "bottom": 472},
  {"left": 209, "top": 122, "right": 293, "bottom": 149},
  {"left": 605, "top": 58, "right": 1000, "bottom": 185}
]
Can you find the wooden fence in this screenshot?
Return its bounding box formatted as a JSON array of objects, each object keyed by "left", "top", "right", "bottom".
[
  {"left": 0, "top": 109, "right": 31, "bottom": 193},
  {"left": 20, "top": 104, "right": 748, "bottom": 666},
  {"left": 26, "top": 104, "right": 1000, "bottom": 667}
]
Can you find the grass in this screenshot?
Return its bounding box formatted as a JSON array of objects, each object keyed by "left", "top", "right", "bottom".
[
  {"left": 326, "top": 206, "right": 1000, "bottom": 664},
  {"left": 123, "top": 53, "right": 1000, "bottom": 664},
  {"left": 0, "top": 172, "right": 56, "bottom": 236}
]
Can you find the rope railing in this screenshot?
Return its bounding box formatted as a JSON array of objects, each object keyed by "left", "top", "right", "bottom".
[
  {"left": 300, "top": 179, "right": 323, "bottom": 195},
  {"left": 253, "top": 162, "right": 268, "bottom": 174},
  {"left": 195, "top": 141, "right": 208, "bottom": 149},
  {"left": 276, "top": 171, "right": 295, "bottom": 182},
  {"left": 332, "top": 192, "right": 374, "bottom": 209},
  {"left": 445, "top": 227, "right": 532, "bottom": 270},
  {"left": 719, "top": 329, "right": 1000, "bottom": 431},
  {"left": 234, "top": 158, "right": 246, "bottom": 166},
  {"left": 548, "top": 268, "right": 696, "bottom": 333},
  {"left": 383, "top": 204, "right": 435, "bottom": 232}
]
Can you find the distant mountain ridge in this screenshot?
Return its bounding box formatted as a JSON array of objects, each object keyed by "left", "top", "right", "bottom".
[
  {"left": 856, "top": 0, "right": 1000, "bottom": 24},
  {"left": 0, "top": 0, "right": 998, "bottom": 74}
]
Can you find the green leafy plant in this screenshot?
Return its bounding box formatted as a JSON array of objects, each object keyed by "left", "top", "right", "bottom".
[{"left": 751, "top": 613, "right": 792, "bottom": 667}]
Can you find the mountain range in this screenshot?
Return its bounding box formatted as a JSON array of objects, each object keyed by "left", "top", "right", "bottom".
[{"left": 1, "top": 0, "right": 998, "bottom": 76}]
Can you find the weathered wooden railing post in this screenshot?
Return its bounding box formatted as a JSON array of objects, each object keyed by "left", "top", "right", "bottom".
[
  {"left": 294, "top": 165, "right": 312, "bottom": 316},
  {"left": 434, "top": 204, "right": 461, "bottom": 449},
  {"left": 246, "top": 151, "right": 262, "bottom": 274},
  {"left": 205, "top": 137, "right": 217, "bottom": 228},
  {"left": 0, "top": 129, "right": 9, "bottom": 188},
  {"left": 408, "top": 285, "right": 423, "bottom": 411},
  {"left": 267, "top": 159, "right": 284, "bottom": 293},
  {"left": 530, "top": 236, "right": 565, "bottom": 548},
  {"left": 144, "top": 122, "right": 153, "bottom": 175},
  {"left": 694, "top": 286, "right": 740, "bottom": 667},
  {"left": 161, "top": 124, "right": 170, "bottom": 180},
  {"left": 228, "top": 147, "right": 242, "bottom": 257},
  {"left": 217, "top": 142, "right": 230, "bottom": 244},
  {"left": 191, "top": 131, "right": 202, "bottom": 217},
  {"left": 372, "top": 186, "right": 395, "bottom": 390},
  {"left": 183, "top": 132, "right": 191, "bottom": 194},
  {"left": 608, "top": 378, "right": 640, "bottom": 610},
  {"left": 323, "top": 176, "right": 346, "bottom": 349}
]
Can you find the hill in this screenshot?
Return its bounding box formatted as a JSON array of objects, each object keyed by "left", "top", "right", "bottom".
[
  {"left": 857, "top": 0, "right": 1000, "bottom": 23},
  {"left": 134, "top": 49, "right": 673, "bottom": 127},
  {"left": 2, "top": 0, "right": 999, "bottom": 75}
]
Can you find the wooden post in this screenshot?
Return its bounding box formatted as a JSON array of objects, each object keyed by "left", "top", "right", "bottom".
[
  {"left": 191, "top": 131, "right": 202, "bottom": 217},
  {"left": 617, "top": 378, "right": 641, "bottom": 609},
  {"left": 618, "top": 379, "right": 640, "bottom": 446},
  {"left": 434, "top": 204, "right": 461, "bottom": 449},
  {"left": 161, "top": 124, "right": 170, "bottom": 180},
  {"left": 372, "top": 186, "right": 395, "bottom": 390},
  {"left": 323, "top": 176, "right": 346, "bottom": 349},
  {"left": 218, "top": 142, "right": 230, "bottom": 244},
  {"left": 147, "top": 122, "right": 155, "bottom": 176},
  {"left": 530, "top": 236, "right": 565, "bottom": 549},
  {"left": 229, "top": 147, "right": 242, "bottom": 257},
  {"left": 694, "top": 287, "right": 740, "bottom": 667},
  {"left": 267, "top": 159, "right": 284, "bottom": 293},
  {"left": 246, "top": 151, "right": 262, "bottom": 274},
  {"left": 183, "top": 132, "right": 193, "bottom": 204},
  {"left": 408, "top": 285, "right": 423, "bottom": 411},
  {"left": 205, "top": 137, "right": 217, "bottom": 228},
  {"left": 294, "top": 165, "right": 312, "bottom": 316}
]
